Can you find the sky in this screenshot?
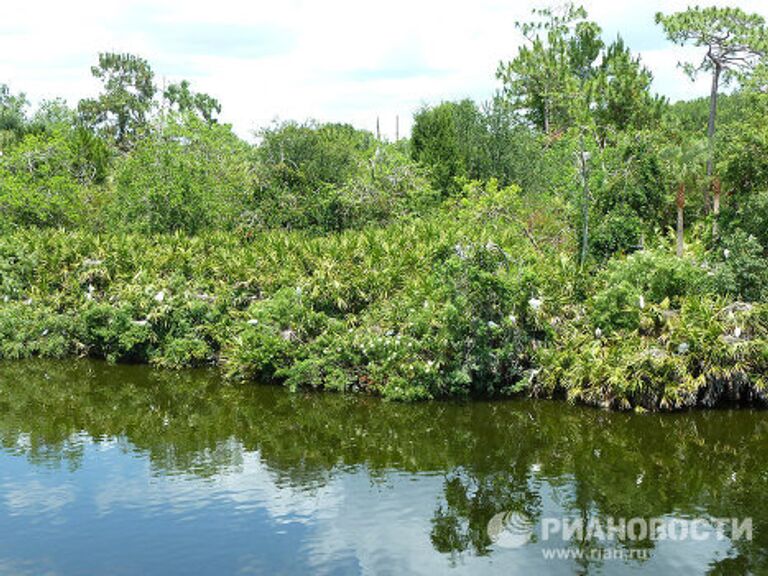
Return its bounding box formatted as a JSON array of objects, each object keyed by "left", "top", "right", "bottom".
[{"left": 2, "top": 0, "right": 768, "bottom": 140}]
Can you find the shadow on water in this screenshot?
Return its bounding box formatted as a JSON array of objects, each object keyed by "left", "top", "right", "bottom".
[{"left": 0, "top": 360, "right": 767, "bottom": 574}]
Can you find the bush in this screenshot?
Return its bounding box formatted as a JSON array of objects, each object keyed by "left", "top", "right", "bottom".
[
  {"left": 538, "top": 297, "right": 768, "bottom": 410},
  {"left": 707, "top": 231, "right": 768, "bottom": 301},
  {"left": 224, "top": 287, "right": 341, "bottom": 383},
  {"left": 0, "top": 128, "right": 90, "bottom": 229},
  {"left": 110, "top": 113, "right": 252, "bottom": 234},
  {"left": 590, "top": 249, "right": 705, "bottom": 332},
  {"left": 250, "top": 122, "right": 434, "bottom": 231},
  {"left": 277, "top": 241, "right": 541, "bottom": 400}
]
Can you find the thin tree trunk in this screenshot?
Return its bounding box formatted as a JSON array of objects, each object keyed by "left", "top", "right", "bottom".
[
  {"left": 676, "top": 182, "right": 685, "bottom": 258},
  {"left": 712, "top": 176, "right": 721, "bottom": 237},
  {"left": 705, "top": 63, "right": 721, "bottom": 213},
  {"left": 579, "top": 135, "right": 590, "bottom": 268}
]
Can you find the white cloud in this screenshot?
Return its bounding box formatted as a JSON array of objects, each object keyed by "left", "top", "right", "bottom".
[{"left": 2, "top": 0, "right": 768, "bottom": 139}]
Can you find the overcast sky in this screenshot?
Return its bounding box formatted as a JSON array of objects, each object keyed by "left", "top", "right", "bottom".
[{"left": 2, "top": 0, "right": 768, "bottom": 140}]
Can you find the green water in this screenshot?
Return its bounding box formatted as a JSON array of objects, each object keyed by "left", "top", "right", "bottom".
[{"left": 0, "top": 360, "right": 766, "bottom": 575}]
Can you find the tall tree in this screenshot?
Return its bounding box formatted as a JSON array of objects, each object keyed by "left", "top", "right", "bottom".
[
  {"left": 592, "top": 37, "right": 666, "bottom": 135},
  {"left": 496, "top": 3, "right": 602, "bottom": 135},
  {"left": 411, "top": 102, "right": 467, "bottom": 194},
  {"left": 78, "top": 53, "right": 156, "bottom": 151},
  {"left": 0, "top": 84, "right": 29, "bottom": 149},
  {"left": 163, "top": 80, "right": 221, "bottom": 124},
  {"left": 656, "top": 7, "right": 768, "bottom": 213},
  {"left": 661, "top": 139, "right": 707, "bottom": 257}
]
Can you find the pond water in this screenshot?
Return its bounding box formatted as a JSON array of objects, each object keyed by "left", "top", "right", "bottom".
[{"left": 0, "top": 361, "right": 765, "bottom": 575}]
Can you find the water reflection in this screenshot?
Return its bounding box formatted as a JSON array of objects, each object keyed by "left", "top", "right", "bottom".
[{"left": 0, "top": 360, "right": 766, "bottom": 574}]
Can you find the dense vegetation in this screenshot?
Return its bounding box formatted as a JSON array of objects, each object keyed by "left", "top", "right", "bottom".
[{"left": 2, "top": 3, "right": 768, "bottom": 410}]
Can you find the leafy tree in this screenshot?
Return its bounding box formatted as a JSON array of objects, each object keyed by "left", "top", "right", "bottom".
[
  {"left": 0, "top": 128, "right": 87, "bottom": 229},
  {"left": 592, "top": 37, "right": 666, "bottom": 135},
  {"left": 718, "top": 89, "right": 768, "bottom": 250},
  {"left": 110, "top": 113, "right": 252, "bottom": 234},
  {"left": 411, "top": 100, "right": 473, "bottom": 194},
  {"left": 588, "top": 132, "right": 668, "bottom": 260},
  {"left": 0, "top": 84, "right": 28, "bottom": 150},
  {"left": 496, "top": 4, "right": 603, "bottom": 134},
  {"left": 411, "top": 98, "right": 549, "bottom": 194},
  {"left": 78, "top": 53, "right": 156, "bottom": 151},
  {"left": 251, "top": 121, "right": 380, "bottom": 229},
  {"left": 163, "top": 80, "right": 221, "bottom": 124},
  {"left": 499, "top": 5, "right": 663, "bottom": 141},
  {"left": 27, "top": 98, "right": 76, "bottom": 133},
  {"left": 256, "top": 120, "right": 374, "bottom": 191},
  {"left": 252, "top": 121, "right": 435, "bottom": 230},
  {"left": 497, "top": 3, "right": 602, "bottom": 134},
  {"left": 481, "top": 98, "right": 556, "bottom": 193},
  {"left": 656, "top": 7, "right": 768, "bottom": 210}
]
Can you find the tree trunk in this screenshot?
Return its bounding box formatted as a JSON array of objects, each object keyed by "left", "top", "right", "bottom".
[
  {"left": 705, "top": 63, "right": 721, "bottom": 213},
  {"left": 676, "top": 182, "right": 685, "bottom": 258},
  {"left": 712, "top": 176, "right": 721, "bottom": 237},
  {"left": 579, "top": 135, "right": 590, "bottom": 268}
]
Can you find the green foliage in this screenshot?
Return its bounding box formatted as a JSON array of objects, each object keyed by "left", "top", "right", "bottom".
[
  {"left": 589, "top": 132, "right": 668, "bottom": 258},
  {"left": 78, "top": 52, "right": 156, "bottom": 151},
  {"left": 721, "top": 189, "right": 768, "bottom": 250},
  {"left": 592, "top": 38, "right": 666, "bottom": 133},
  {"left": 655, "top": 7, "right": 768, "bottom": 85},
  {"left": 1, "top": 30, "right": 768, "bottom": 414},
  {"left": 720, "top": 92, "right": 768, "bottom": 197},
  {"left": 163, "top": 80, "right": 221, "bottom": 124},
  {"left": 539, "top": 297, "right": 768, "bottom": 410},
  {"left": 252, "top": 121, "right": 434, "bottom": 230},
  {"left": 110, "top": 113, "right": 252, "bottom": 234},
  {"left": 0, "top": 192, "right": 562, "bottom": 400},
  {"left": 590, "top": 249, "right": 706, "bottom": 332},
  {"left": 497, "top": 3, "right": 602, "bottom": 133},
  {"left": 411, "top": 101, "right": 470, "bottom": 194},
  {"left": 225, "top": 287, "right": 341, "bottom": 383},
  {"left": 0, "top": 127, "right": 92, "bottom": 229},
  {"left": 0, "top": 84, "right": 29, "bottom": 149},
  {"left": 708, "top": 231, "right": 768, "bottom": 301},
  {"left": 256, "top": 120, "right": 374, "bottom": 190},
  {"left": 411, "top": 99, "right": 551, "bottom": 195}
]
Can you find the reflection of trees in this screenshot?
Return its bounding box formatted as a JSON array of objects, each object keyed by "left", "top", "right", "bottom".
[
  {"left": 431, "top": 469, "right": 541, "bottom": 557},
  {"left": 1, "top": 361, "right": 768, "bottom": 572}
]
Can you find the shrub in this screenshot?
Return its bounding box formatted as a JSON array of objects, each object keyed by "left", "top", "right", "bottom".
[
  {"left": 0, "top": 128, "right": 89, "bottom": 229},
  {"left": 590, "top": 249, "right": 705, "bottom": 332},
  {"left": 110, "top": 113, "right": 252, "bottom": 234},
  {"left": 538, "top": 297, "right": 768, "bottom": 410},
  {"left": 707, "top": 230, "right": 768, "bottom": 301}
]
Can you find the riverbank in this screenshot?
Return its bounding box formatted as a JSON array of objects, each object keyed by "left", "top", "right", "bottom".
[{"left": 1, "top": 183, "right": 766, "bottom": 410}]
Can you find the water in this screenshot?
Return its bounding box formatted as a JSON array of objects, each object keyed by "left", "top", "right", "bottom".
[{"left": 0, "top": 361, "right": 766, "bottom": 575}]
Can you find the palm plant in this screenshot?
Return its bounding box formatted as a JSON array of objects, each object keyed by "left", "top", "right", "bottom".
[{"left": 661, "top": 139, "right": 707, "bottom": 257}]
